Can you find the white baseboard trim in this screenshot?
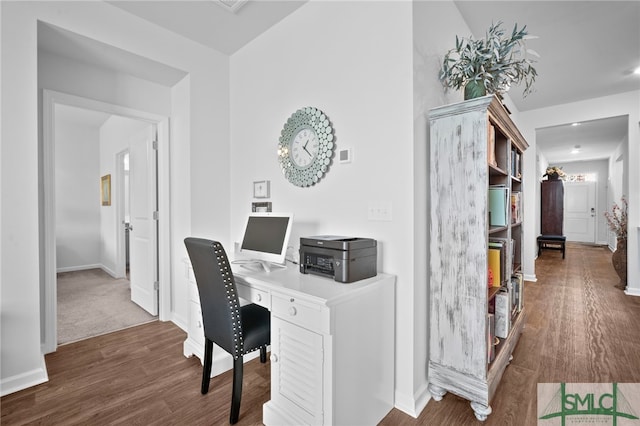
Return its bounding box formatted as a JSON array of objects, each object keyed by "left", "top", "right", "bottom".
[
  {"left": 0, "top": 356, "right": 48, "bottom": 397},
  {"left": 524, "top": 273, "right": 537, "bottom": 282},
  {"left": 171, "top": 314, "right": 188, "bottom": 334},
  {"left": 56, "top": 264, "right": 101, "bottom": 273},
  {"left": 101, "top": 265, "right": 118, "bottom": 278},
  {"left": 625, "top": 287, "right": 640, "bottom": 297},
  {"left": 394, "top": 383, "right": 431, "bottom": 418},
  {"left": 55, "top": 264, "right": 119, "bottom": 279}
]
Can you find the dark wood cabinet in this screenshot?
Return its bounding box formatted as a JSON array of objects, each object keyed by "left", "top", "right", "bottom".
[{"left": 541, "top": 180, "right": 564, "bottom": 235}]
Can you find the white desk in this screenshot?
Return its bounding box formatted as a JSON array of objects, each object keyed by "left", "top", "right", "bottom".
[{"left": 183, "top": 262, "right": 396, "bottom": 426}]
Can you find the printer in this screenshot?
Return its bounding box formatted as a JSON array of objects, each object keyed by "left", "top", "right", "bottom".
[{"left": 299, "top": 235, "right": 377, "bottom": 283}]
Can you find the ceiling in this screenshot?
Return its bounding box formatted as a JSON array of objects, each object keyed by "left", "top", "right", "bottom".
[
  {"left": 44, "top": 1, "right": 639, "bottom": 163},
  {"left": 106, "top": 0, "right": 307, "bottom": 56},
  {"left": 454, "top": 1, "right": 639, "bottom": 165},
  {"left": 535, "top": 115, "right": 628, "bottom": 164}
]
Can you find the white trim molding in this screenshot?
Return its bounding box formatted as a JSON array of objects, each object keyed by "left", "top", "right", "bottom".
[
  {"left": 0, "top": 358, "right": 48, "bottom": 397},
  {"left": 42, "top": 90, "right": 171, "bottom": 354}
]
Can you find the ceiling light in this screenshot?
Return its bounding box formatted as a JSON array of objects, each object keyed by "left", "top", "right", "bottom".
[
  {"left": 634, "top": 66, "right": 640, "bottom": 75},
  {"left": 571, "top": 144, "right": 581, "bottom": 154},
  {"left": 571, "top": 122, "right": 581, "bottom": 126}
]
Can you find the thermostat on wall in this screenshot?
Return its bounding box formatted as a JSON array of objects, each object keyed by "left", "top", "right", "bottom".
[{"left": 339, "top": 148, "right": 351, "bottom": 164}]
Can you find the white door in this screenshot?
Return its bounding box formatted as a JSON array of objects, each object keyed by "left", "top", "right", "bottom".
[
  {"left": 564, "top": 181, "right": 596, "bottom": 243},
  {"left": 129, "top": 125, "right": 158, "bottom": 315}
]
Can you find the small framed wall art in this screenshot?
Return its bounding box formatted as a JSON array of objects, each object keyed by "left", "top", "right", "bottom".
[
  {"left": 253, "top": 180, "right": 270, "bottom": 198},
  {"left": 101, "top": 174, "right": 111, "bottom": 206}
]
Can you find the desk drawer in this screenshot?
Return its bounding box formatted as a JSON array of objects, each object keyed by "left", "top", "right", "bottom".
[
  {"left": 271, "top": 293, "right": 326, "bottom": 333},
  {"left": 236, "top": 282, "right": 270, "bottom": 310}
]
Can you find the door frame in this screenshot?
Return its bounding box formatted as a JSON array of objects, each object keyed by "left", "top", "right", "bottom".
[
  {"left": 42, "top": 90, "right": 171, "bottom": 354},
  {"left": 115, "top": 148, "right": 130, "bottom": 280}
]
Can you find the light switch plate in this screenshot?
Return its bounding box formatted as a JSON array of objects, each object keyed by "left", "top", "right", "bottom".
[{"left": 368, "top": 201, "right": 392, "bottom": 221}]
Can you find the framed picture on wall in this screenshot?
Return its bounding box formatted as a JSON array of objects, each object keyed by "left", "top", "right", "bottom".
[
  {"left": 253, "top": 180, "right": 270, "bottom": 198},
  {"left": 101, "top": 174, "right": 111, "bottom": 206}
]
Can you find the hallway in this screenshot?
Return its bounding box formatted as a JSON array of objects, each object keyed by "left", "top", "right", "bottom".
[{"left": 382, "top": 242, "right": 640, "bottom": 424}]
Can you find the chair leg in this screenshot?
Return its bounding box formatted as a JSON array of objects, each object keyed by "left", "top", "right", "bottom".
[
  {"left": 201, "top": 338, "right": 213, "bottom": 395},
  {"left": 260, "top": 346, "right": 267, "bottom": 363},
  {"left": 230, "top": 356, "right": 243, "bottom": 424}
]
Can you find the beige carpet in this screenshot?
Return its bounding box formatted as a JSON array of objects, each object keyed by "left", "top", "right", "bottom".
[{"left": 57, "top": 268, "right": 157, "bottom": 345}]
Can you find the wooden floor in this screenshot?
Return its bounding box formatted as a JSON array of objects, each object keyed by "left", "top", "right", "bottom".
[{"left": 2, "top": 243, "right": 639, "bottom": 425}]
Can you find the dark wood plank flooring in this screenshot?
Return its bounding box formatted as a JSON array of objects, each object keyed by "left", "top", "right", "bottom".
[
  {"left": 381, "top": 242, "right": 640, "bottom": 425},
  {"left": 2, "top": 243, "right": 639, "bottom": 425}
]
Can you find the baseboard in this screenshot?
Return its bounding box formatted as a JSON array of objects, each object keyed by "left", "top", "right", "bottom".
[
  {"left": 56, "top": 264, "right": 119, "bottom": 279},
  {"left": 101, "top": 265, "right": 118, "bottom": 278},
  {"left": 625, "top": 287, "right": 640, "bottom": 297},
  {"left": 171, "top": 314, "right": 188, "bottom": 334},
  {"left": 394, "top": 383, "right": 431, "bottom": 418},
  {"left": 56, "top": 264, "right": 101, "bottom": 273},
  {"left": 523, "top": 273, "right": 537, "bottom": 282},
  {"left": 0, "top": 356, "right": 48, "bottom": 397}
]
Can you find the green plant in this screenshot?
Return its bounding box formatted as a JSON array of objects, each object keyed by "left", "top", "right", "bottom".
[{"left": 440, "top": 21, "right": 539, "bottom": 98}]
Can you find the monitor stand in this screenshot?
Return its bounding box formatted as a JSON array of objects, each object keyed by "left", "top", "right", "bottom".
[{"left": 239, "top": 260, "right": 286, "bottom": 273}]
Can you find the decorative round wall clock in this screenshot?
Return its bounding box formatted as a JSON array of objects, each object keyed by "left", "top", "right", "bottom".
[{"left": 277, "top": 107, "right": 335, "bottom": 187}]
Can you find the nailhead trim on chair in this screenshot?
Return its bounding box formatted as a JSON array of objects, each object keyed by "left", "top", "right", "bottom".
[{"left": 213, "top": 242, "right": 244, "bottom": 360}]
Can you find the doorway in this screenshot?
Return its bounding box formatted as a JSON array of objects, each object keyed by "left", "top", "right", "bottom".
[
  {"left": 116, "top": 149, "right": 131, "bottom": 279},
  {"left": 564, "top": 181, "right": 597, "bottom": 243},
  {"left": 42, "top": 90, "right": 171, "bottom": 353},
  {"left": 53, "top": 107, "right": 158, "bottom": 344}
]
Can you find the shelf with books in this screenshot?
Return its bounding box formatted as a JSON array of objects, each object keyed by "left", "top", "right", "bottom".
[
  {"left": 489, "top": 225, "right": 508, "bottom": 235},
  {"left": 488, "top": 122, "right": 510, "bottom": 173},
  {"left": 428, "top": 95, "right": 528, "bottom": 421},
  {"left": 488, "top": 286, "right": 502, "bottom": 301},
  {"left": 488, "top": 308, "right": 525, "bottom": 368},
  {"left": 489, "top": 163, "right": 508, "bottom": 179}
]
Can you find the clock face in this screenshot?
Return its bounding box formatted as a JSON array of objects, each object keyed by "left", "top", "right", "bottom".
[
  {"left": 277, "top": 107, "right": 335, "bottom": 187},
  {"left": 290, "top": 127, "right": 319, "bottom": 168}
]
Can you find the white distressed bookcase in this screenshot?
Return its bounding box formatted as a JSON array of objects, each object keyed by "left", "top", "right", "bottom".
[{"left": 427, "top": 95, "right": 528, "bottom": 421}]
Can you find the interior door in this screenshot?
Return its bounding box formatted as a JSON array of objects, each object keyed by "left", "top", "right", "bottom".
[
  {"left": 129, "top": 125, "right": 158, "bottom": 315},
  {"left": 564, "top": 181, "right": 596, "bottom": 243}
]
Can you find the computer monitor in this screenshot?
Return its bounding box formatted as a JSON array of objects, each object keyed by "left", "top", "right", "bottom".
[{"left": 238, "top": 212, "right": 293, "bottom": 272}]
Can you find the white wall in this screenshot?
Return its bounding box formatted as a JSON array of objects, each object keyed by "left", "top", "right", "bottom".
[
  {"left": 230, "top": 0, "right": 421, "bottom": 414},
  {"left": 519, "top": 91, "right": 640, "bottom": 296},
  {"left": 54, "top": 115, "right": 101, "bottom": 271},
  {"left": 608, "top": 138, "right": 628, "bottom": 248},
  {"left": 39, "top": 50, "right": 172, "bottom": 118},
  {"left": 1, "top": 0, "right": 230, "bottom": 395},
  {"left": 99, "top": 116, "right": 151, "bottom": 276},
  {"left": 169, "top": 76, "right": 192, "bottom": 322},
  {"left": 412, "top": 0, "right": 476, "bottom": 415}
]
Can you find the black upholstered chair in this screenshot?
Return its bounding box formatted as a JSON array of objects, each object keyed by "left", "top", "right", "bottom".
[{"left": 184, "top": 237, "right": 270, "bottom": 424}]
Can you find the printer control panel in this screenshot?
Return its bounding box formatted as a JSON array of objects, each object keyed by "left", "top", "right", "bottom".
[{"left": 303, "top": 253, "right": 335, "bottom": 278}]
